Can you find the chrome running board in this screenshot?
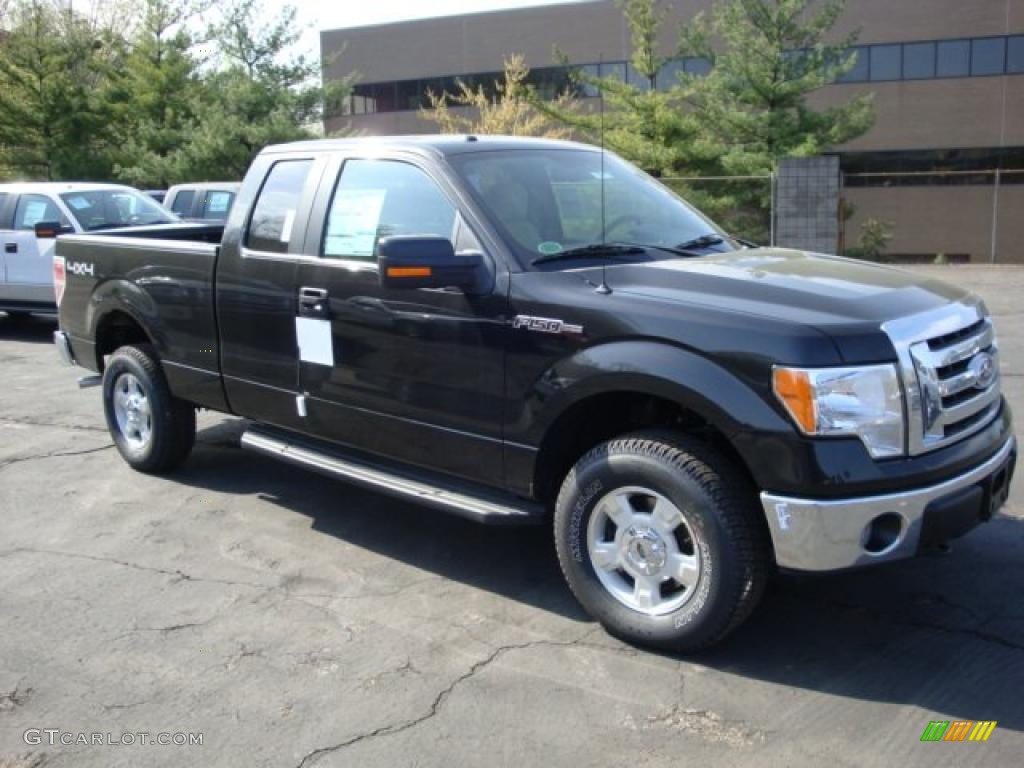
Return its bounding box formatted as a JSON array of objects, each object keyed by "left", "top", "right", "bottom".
[{"left": 241, "top": 427, "right": 544, "bottom": 525}]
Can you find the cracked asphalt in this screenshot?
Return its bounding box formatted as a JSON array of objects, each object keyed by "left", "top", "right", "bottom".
[{"left": 1, "top": 265, "right": 1022, "bottom": 768}]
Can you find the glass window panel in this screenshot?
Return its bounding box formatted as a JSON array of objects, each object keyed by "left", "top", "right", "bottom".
[
  {"left": 903, "top": 42, "right": 936, "bottom": 79},
  {"left": 245, "top": 160, "right": 313, "bottom": 254},
  {"left": 15, "top": 195, "right": 67, "bottom": 229},
  {"left": 836, "top": 46, "right": 868, "bottom": 82},
  {"left": 937, "top": 39, "right": 970, "bottom": 77},
  {"left": 599, "top": 61, "right": 626, "bottom": 81},
  {"left": 870, "top": 44, "right": 902, "bottom": 81},
  {"left": 684, "top": 57, "right": 712, "bottom": 76},
  {"left": 656, "top": 59, "right": 685, "bottom": 90},
  {"left": 971, "top": 37, "right": 1005, "bottom": 75},
  {"left": 1009, "top": 36, "right": 1024, "bottom": 73},
  {"left": 201, "top": 191, "right": 234, "bottom": 220},
  {"left": 323, "top": 160, "right": 456, "bottom": 260},
  {"left": 169, "top": 190, "right": 195, "bottom": 216}
]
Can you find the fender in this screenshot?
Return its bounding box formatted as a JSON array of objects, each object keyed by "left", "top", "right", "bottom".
[
  {"left": 87, "top": 278, "right": 163, "bottom": 364},
  {"left": 508, "top": 339, "right": 800, "bottom": 494},
  {"left": 518, "top": 339, "right": 792, "bottom": 441}
]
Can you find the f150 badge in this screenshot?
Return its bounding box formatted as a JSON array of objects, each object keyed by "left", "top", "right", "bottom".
[
  {"left": 512, "top": 315, "right": 584, "bottom": 336},
  {"left": 66, "top": 260, "right": 95, "bottom": 277}
]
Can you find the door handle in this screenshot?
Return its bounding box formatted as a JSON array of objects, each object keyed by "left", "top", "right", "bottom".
[
  {"left": 3, "top": 243, "right": 15, "bottom": 254},
  {"left": 298, "top": 286, "right": 330, "bottom": 318}
]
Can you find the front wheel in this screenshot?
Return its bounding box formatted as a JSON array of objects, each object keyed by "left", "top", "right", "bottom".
[
  {"left": 102, "top": 344, "right": 196, "bottom": 473},
  {"left": 554, "top": 431, "right": 769, "bottom": 652}
]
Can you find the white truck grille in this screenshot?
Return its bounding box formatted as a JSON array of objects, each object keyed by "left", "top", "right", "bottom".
[{"left": 883, "top": 299, "right": 1002, "bottom": 456}]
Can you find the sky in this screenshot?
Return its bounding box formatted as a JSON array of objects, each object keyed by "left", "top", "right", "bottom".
[{"left": 291, "top": 0, "right": 588, "bottom": 59}]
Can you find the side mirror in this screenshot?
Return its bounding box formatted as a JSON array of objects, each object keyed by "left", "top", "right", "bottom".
[
  {"left": 379, "top": 236, "right": 485, "bottom": 292},
  {"left": 34, "top": 221, "right": 73, "bottom": 239}
]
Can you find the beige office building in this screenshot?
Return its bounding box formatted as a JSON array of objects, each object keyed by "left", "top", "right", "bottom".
[{"left": 322, "top": 0, "right": 1024, "bottom": 262}]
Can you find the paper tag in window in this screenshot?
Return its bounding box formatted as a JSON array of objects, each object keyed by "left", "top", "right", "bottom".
[{"left": 280, "top": 209, "right": 296, "bottom": 243}]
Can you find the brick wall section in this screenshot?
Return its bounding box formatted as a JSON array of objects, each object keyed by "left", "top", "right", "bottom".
[{"left": 775, "top": 157, "right": 841, "bottom": 255}]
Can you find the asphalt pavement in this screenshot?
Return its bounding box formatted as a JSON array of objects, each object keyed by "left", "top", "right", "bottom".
[{"left": 1, "top": 264, "right": 1022, "bottom": 768}]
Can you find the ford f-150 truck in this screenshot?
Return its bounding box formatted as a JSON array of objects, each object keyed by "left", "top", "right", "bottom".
[{"left": 53, "top": 137, "right": 1016, "bottom": 651}]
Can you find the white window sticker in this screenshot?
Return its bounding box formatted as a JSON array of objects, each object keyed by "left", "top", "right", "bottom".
[
  {"left": 280, "top": 209, "right": 296, "bottom": 243},
  {"left": 65, "top": 196, "right": 91, "bottom": 211},
  {"left": 21, "top": 201, "right": 49, "bottom": 226},
  {"left": 324, "top": 189, "right": 387, "bottom": 257}
]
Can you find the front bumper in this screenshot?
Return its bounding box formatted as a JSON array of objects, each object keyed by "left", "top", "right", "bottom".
[{"left": 761, "top": 435, "right": 1016, "bottom": 571}]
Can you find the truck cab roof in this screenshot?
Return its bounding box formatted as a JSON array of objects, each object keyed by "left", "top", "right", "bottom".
[
  {"left": 0, "top": 182, "right": 143, "bottom": 194},
  {"left": 262, "top": 135, "right": 600, "bottom": 159}
]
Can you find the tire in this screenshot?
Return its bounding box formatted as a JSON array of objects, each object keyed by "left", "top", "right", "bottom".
[
  {"left": 554, "top": 431, "right": 769, "bottom": 652},
  {"left": 102, "top": 344, "right": 196, "bottom": 473}
]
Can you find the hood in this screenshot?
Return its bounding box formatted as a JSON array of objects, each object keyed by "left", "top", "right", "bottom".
[{"left": 606, "top": 248, "right": 972, "bottom": 363}]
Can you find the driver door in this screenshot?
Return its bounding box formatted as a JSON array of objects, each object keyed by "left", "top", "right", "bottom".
[{"left": 293, "top": 154, "right": 510, "bottom": 486}]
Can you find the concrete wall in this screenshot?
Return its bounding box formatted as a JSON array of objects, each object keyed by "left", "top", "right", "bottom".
[{"left": 843, "top": 184, "right": 1024, "bottom": 264}]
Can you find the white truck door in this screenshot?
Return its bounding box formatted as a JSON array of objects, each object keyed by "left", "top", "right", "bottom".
[{"left": 6, "top": 194, "right": 69, "bottom": 302}]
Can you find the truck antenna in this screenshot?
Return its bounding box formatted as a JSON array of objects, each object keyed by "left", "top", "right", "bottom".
[{"left": 595, "top": 55, "right": 612, "bottom": 295}]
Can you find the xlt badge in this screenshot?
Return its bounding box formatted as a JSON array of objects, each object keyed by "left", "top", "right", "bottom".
[{"left": 512, "top": 315, "right": 584, "bottom": 336}]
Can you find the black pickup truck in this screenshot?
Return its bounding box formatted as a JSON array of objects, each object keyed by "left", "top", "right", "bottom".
[{"left": 53, "top": 136, "right": 1016, "bottom": 651}]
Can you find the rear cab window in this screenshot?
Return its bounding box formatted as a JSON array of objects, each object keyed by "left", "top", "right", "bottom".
[{"left": 245, "top": 160, "right": 314, "bottom": 253}]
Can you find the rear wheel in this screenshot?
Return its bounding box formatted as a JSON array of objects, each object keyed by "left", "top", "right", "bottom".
[
  {"left": 102, "top": 344, "right": 195, "bottom": 473},
  {"left": 554, "top": 431, "right": 769, "bottom": 652}
]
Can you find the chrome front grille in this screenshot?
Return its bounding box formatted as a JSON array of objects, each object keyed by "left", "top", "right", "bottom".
[{"left": 883, "top": 298, "right": 1002, "bottom": 456}]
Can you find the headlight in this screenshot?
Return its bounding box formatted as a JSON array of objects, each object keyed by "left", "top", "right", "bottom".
[{"left": 773, "top": 364, "right": 905, "bottom": 458}]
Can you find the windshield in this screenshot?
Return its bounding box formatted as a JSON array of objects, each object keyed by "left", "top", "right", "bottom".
[
  {"left": 448, "top": 149, "right": 728, "bottom": 268},
  {"left": 60, "top": 189, "right": 178, "bottom": 231}
]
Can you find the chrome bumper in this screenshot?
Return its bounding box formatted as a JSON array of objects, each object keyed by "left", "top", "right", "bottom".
[
  {"left": 54, "top": 330, "right": 76, "bottom": 367},
  {"left": 762, "top": 436, "right": 1016, "bottom": 571}
]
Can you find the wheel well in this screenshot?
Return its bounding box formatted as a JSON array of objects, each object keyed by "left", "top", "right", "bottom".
[
  {"left": 532, "top": 391, "right": 756, "bottom": 506},
  {"left": 94, "top": 311, "right": 150, "bottom": 371}
]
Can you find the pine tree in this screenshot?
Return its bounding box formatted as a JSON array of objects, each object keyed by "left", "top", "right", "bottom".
[
  {"left": 536, "top": 0, "right": 716, "bottom": 177},
  {"left": 679, "top": 0, "right": 874, "bottom": 176},
  {"left": 0, "top": 0, "right": 124, "bottom": 180}
]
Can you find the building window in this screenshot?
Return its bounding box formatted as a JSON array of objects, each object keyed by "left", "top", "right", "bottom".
[
  {"left": 684, "top": 57, "right": 712, "bottom": 76},
  {"left": 903, "top": 42, "right": 936, "bottom": 79},
  {"left": 936, "top": 39, "right": 970, "bottom": 77},
  {"left": 1009, "top": 36, "right": 1024, "bottom": 74},
  {"left": 656, "top": 59, "right": 684, "bottom": 90},
  {"left": 338, "top": 33, "right": 1022, "bottom": 117},
  {"left": 836, "top": 46, "right": 868, "bottom": 82},
  {"left": 971, "top": 37, "right": 1006, "bottom": 76},
  {"left": 870, "top": 44, "right": 902, "bottom": 81}
]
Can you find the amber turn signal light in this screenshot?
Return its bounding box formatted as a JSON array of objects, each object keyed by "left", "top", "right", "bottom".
[
  {"left": 773, "top": 367, "right": 817, "bottom": 433},
  {"left": 386, "top": 266, "right": 432, "bottom": 278}
]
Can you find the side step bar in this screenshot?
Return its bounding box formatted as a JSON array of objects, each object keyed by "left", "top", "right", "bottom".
[{"left": 241, "top": 428, "right": 544, "bottom": 525}]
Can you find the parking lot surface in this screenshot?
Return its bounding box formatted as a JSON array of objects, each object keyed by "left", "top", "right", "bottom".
[{"left": 1, "top": 265, "right": 1022, "bottom": 768}]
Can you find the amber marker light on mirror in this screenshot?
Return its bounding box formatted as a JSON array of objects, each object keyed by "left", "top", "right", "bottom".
[{"left": 387, "top": 267, "right": 432, "bottom": 278}]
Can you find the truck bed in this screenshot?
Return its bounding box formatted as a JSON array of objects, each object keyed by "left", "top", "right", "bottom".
[{"left": 56, "top": 223, "right": 225, "bottom": 409}]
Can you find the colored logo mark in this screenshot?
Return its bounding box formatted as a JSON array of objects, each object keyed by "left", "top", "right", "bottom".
[{"left": 920, "top": 720, "right": 997, "bottom": 742}]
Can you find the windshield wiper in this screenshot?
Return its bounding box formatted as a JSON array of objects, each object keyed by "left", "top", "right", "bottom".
[
  {"left": 531, "top": 243, "right": 647, "bottom": 266},
  {"left": 675, "top": 233, "right": 726, "bottom": 251}
]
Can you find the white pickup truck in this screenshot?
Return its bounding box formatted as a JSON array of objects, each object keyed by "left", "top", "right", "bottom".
[{"left": 0, "top": 183, "right": 177, "bottom": 317}]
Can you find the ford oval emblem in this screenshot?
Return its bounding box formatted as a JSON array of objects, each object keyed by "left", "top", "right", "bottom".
[{"left": 968, "top": 351, "right": 997, "bottom": 390}]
